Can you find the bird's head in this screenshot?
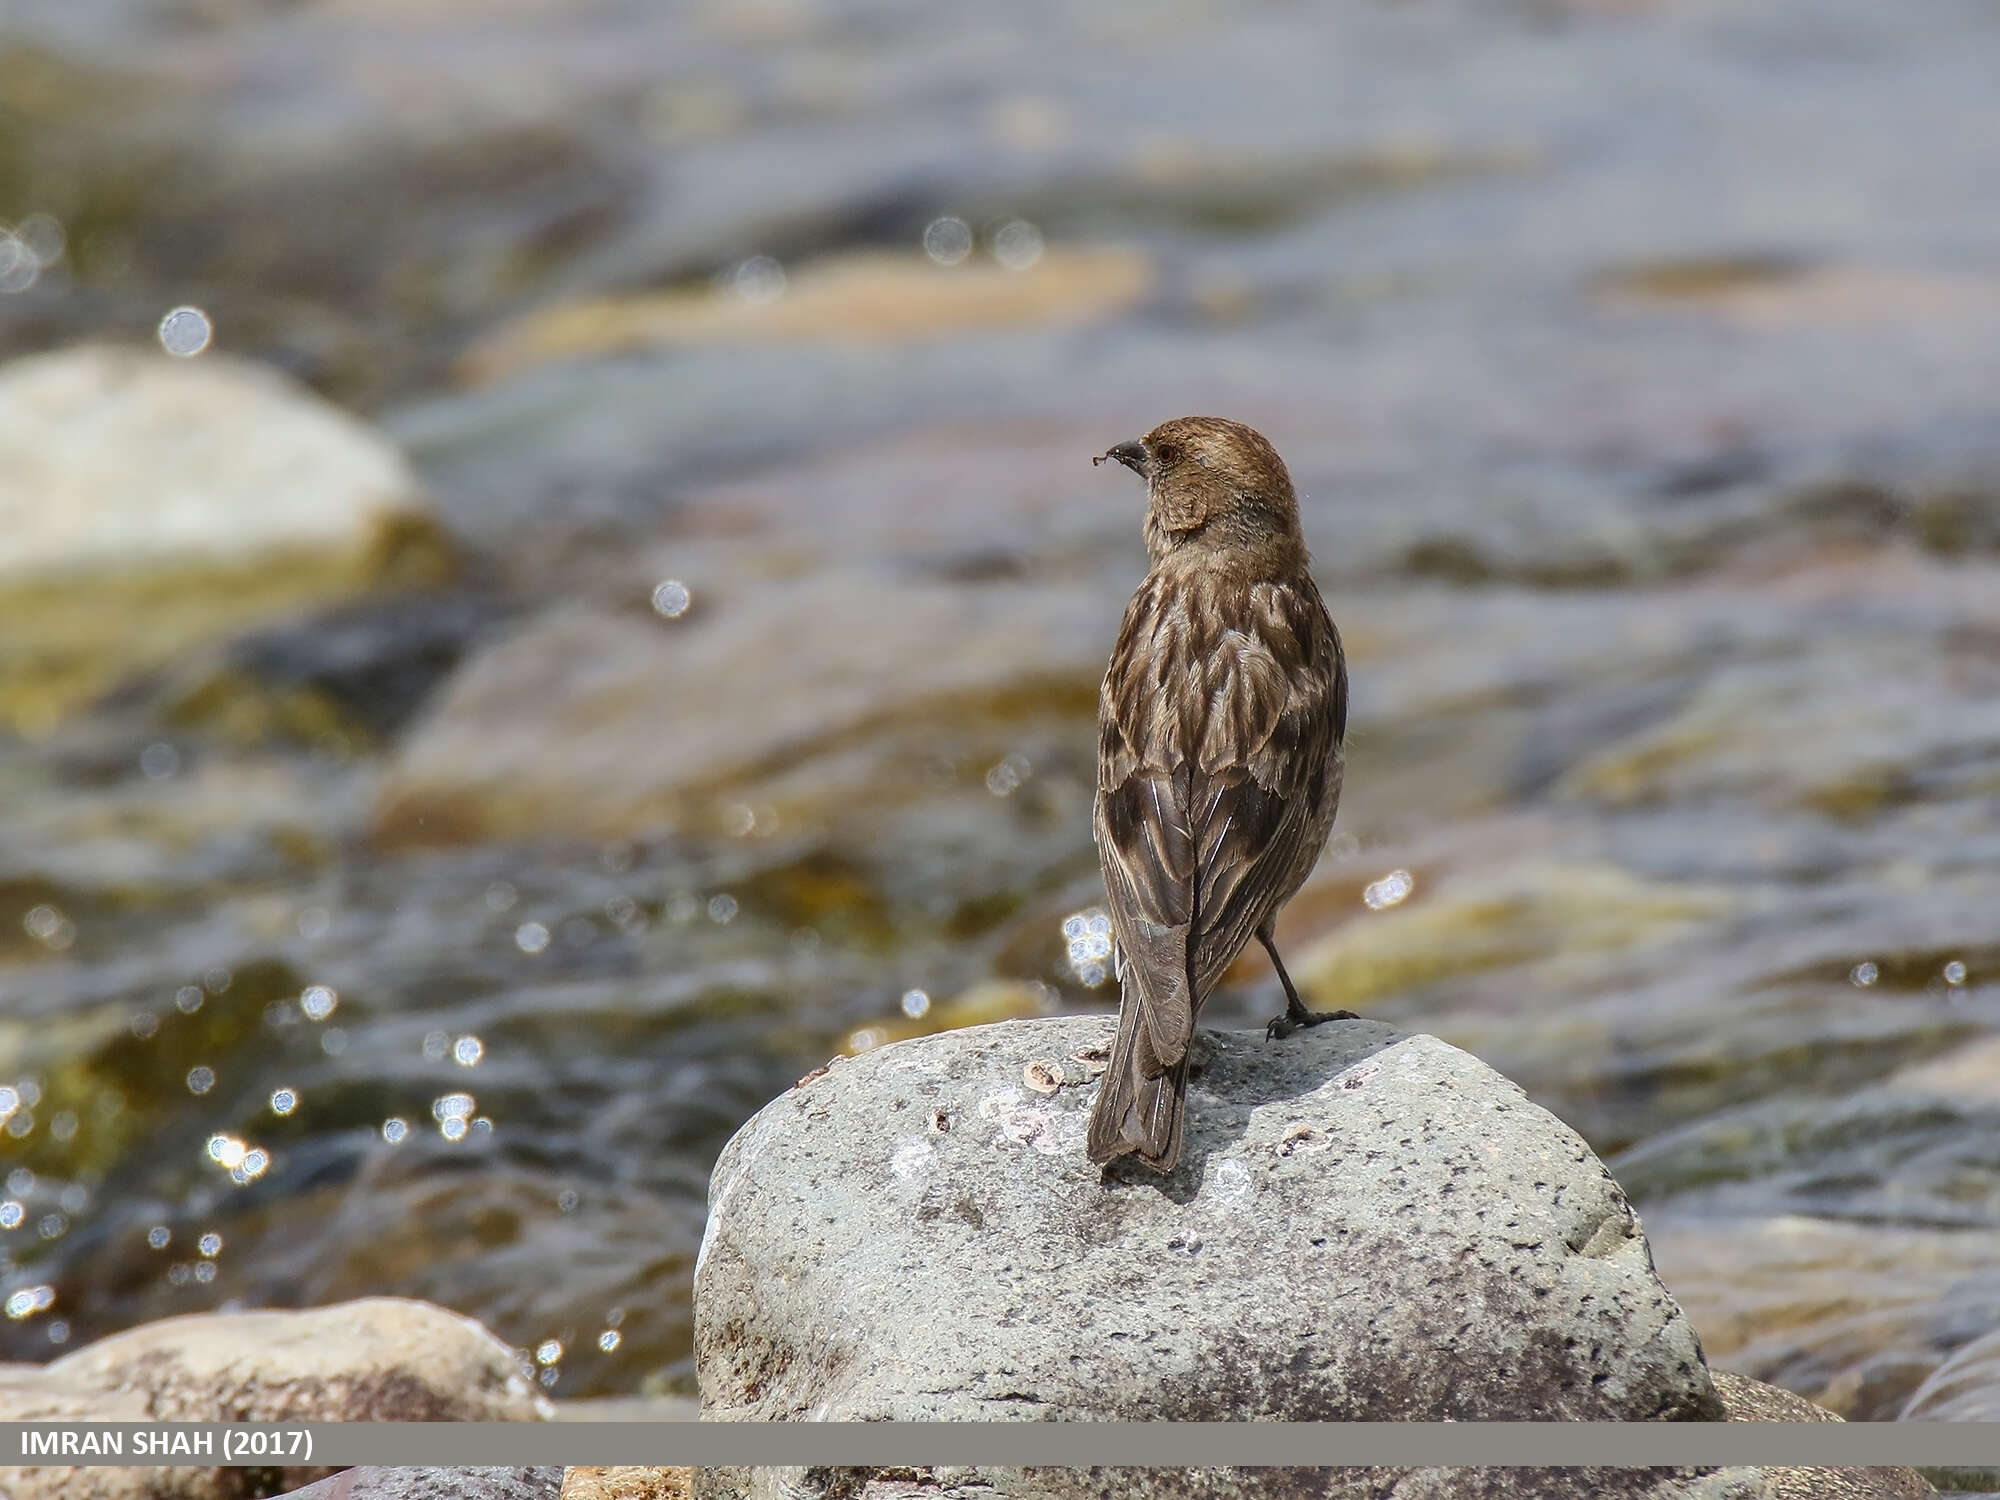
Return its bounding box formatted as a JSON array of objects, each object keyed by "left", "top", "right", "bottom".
[{"left": 1095, "top": 415, "right": 1303, "bottom": 563}]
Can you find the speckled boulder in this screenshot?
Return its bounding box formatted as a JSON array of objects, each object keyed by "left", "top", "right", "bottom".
[{"left": 693, "top": 1016, "right": 1720, "bottom": 1423}]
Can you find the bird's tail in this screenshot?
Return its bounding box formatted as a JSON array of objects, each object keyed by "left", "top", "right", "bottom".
[{"left": 1086, "top": 986, "right": 1190, "bottom": 1173}]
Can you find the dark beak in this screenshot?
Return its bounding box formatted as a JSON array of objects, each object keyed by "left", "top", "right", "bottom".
[{"left": 1093, "top": 439, "right": 1149, "bottom": 477}]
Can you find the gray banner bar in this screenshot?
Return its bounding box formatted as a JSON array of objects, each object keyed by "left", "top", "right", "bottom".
[{"left": 1, "top": 1423, "right": 1996, "bottom": 1469}]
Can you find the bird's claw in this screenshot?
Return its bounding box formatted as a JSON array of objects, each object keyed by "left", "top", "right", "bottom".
[{"left": 1265, "top": 1008, "right": 1357, "bottom": 1041}]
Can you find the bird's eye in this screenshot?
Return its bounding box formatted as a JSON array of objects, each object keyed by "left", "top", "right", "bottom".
[{"left": 1154, "top": 443, "right": 1181, "bottom": 466}]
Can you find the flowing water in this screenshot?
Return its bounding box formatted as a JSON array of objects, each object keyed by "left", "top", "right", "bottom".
[{"left": 2, "top": 0, "right": 1999, "bottom": 1436}]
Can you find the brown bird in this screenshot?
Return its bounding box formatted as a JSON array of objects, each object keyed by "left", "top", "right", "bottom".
[{"left": 1085, "top": 416, "right": 1351, "bottom": 1174}]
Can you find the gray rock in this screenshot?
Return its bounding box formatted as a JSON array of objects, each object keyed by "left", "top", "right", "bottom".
[
  {"left": 693, "top": 1021, "right": 1932, "bottom": 1500},
  {"left": 0, "top": 345, "right": 447, "bottom": 734},
  {"left": 693, "top": 1016, "right": 1717, "bottom": 1424},
  {"left": 0, "top": 1298, "right": 550, "bottom": 1500},
  {"left": 0, "top": 347, "right": 427, "bottom": 587},
  {"left": 279, "top": 1469, "right": 565, "bottom": 1500},
  {"left": 36, "top": 1296, "right": 551, "bottom": 1424},
  {"left": 690, "top": 1373, "right": 1929, "bottom": 1500}
]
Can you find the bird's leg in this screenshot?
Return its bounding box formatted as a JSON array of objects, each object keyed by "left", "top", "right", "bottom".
[{"left": 1260, "top": 925, "right": 1357, "bottom": 1040}]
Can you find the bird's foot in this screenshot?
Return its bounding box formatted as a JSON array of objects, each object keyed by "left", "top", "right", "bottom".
[{"left": 1264, "top": 1007, "right": 1358, "bottom": 1041}]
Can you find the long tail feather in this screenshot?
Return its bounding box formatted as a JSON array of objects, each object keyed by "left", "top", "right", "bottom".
[{"left": 1087, "top": 985, "right": 1191, "bottom": 1172}]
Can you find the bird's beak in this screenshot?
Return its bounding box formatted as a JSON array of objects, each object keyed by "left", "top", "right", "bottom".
[{"left": 1092, "top": 439, "right": 1149, "bottom": 477}]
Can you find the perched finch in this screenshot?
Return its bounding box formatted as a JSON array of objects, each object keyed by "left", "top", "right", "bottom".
[{"left": 1085, "top": 416, "right": 1350, "bottom": 1173}]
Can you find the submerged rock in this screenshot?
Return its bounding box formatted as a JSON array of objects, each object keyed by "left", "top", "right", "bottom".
[
  {"left": 371, "top": 413, "right": 1137, "bottom": 846},
  {"left": 1288, "top": 858, "right": 1727, "bottom": 1017},
  {"left": 0, "top": 346, "right": 448, "bottom": 734},
  {"left": 694, "top": 1015, "right": 1718, "bottom": 1423},
  {"left": 374, "top": 569, "right": 1115, "bottom": 847},
  {"left": 459, "top": 247, "right": 1155, "bottom": 386},
  {"left": 121, "top": 588, "right": 512, "bottom": 750}
]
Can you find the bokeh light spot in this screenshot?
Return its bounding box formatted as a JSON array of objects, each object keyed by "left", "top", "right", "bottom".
[
  {"left": 1363, "top": 870, "right": 1415, "bottom": 910},
  {"left": 992, "top": 219, "right": 1045, "bottom": 271},
  {"left": 158, "top": 306, "right": 213, "bottom": 357},
  {"left": 651, "top": 580, "right": 692, "bottom": 619},
  {"left": 923, "top": 216, "right": 973, "bottom": 265}
]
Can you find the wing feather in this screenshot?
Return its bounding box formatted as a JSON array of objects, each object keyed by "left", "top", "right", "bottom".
[{"left": 1094, "top": 570, "right": 1346, "bottom": 1071}]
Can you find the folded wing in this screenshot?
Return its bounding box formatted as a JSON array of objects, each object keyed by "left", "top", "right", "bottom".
[{"left": 1094, "top": 574, "right": 1345, "bottom": 1057}]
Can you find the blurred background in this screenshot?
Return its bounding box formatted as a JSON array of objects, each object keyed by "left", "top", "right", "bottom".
[{"left": 1, "top": 0, "right": 1998, "bottom": 1432}]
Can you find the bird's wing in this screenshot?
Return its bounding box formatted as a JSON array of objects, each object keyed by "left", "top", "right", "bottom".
[
  {"left": 1186, "top": 577, "right": 1344, "bottom": 999},
  {"left": 1095, "top": 573, "right": 1344, "bottom": 1067},
  {"left": 1095, "top": 578, "right": 1199, "bottom": 1079}
]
